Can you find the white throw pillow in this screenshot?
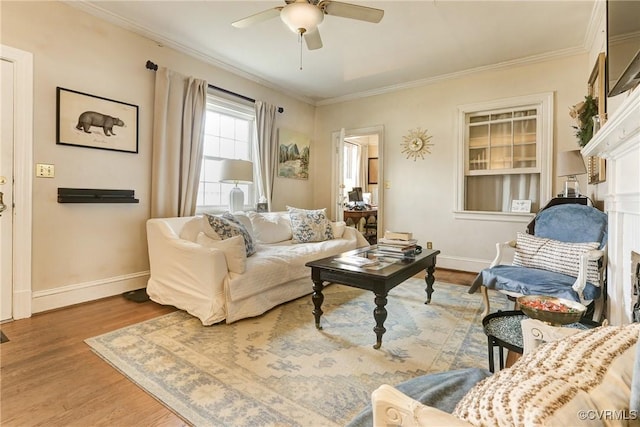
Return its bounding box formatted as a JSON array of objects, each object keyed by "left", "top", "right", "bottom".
[
  {"left": 196, "top": 232, "right": 247, "bottom": 274},
  {"left": 287, "top": 206, "right": 334, "bottom": 243},
  {"left": 248, "top": 212, "right": 293, "bottom": 243},
  {"left": 331, "top": 221, "right": 346, "bottom": 238},
  {"left": 179, "top": 216, "right": 210, "bottom": 242},
  {"left": 513, "top": 232, "right": 600, "bottom": 284}
]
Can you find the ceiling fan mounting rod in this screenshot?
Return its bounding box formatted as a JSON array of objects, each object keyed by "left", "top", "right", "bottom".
[{"left": 298, "top": 30, "right": 304, "bottom": 70}]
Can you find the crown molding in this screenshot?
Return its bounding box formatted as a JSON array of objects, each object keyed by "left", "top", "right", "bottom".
[
  {"left": 65, "top": 0, "right": 594, "bottom": 109},
  {"left": 63, "top": 1, "right": 316, "bottom": 106},
  {"left": 316, "top": 46, "right": 586, "bottom": 106},
  {"left": 583, "top": 0, "right": 606, "bottom": 52}
]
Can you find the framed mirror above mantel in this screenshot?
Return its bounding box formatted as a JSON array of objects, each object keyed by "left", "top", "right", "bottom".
[{"left": 587, "top": 52, "right": 607, "bottom": 185}]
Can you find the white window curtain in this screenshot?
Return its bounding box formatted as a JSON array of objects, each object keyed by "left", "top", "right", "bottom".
[
  {"left": 358, "top": 144, "right": 369, "bottom": 191},
  {"left": 466, "top": 174, "right": 539, "bottom": 212},
  {"left": 254, "top": 101, "right": 278, "bottom": 211},
  {"left": 151, "top": 67, "right": 207, "bottom": 218}
]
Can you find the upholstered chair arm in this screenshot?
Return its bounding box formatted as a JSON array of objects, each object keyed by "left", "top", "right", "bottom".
[
  {"left": 489, "top": 240, "right": 516, "bottom": 268},
  {"left": 372, "top": 385, "right": 471, "bottom": 427},
  {"left": 571, "top": 249, "right": 605, "bottom": 298}
]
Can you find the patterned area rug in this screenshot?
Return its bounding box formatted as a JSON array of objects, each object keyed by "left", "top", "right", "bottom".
[{"left": 86, "top": 279, "right": 510, "bottom": 426}]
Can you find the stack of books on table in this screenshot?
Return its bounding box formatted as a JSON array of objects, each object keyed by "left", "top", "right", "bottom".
[{"left": 376, "top": 232, "right": 418, "bottom": 259}]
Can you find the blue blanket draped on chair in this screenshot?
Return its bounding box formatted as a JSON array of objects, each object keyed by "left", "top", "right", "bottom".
[{"left": 346, "top": 368, "right": 491, "bottom": 427}]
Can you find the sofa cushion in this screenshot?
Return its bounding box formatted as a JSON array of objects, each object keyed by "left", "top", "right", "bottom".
[
  {"left": 453, "top": 323, "right": 640, "bottom": 426},
  {"left": 196, "top": 233, "right": 247, "bottom": 274},
  {"left": 203, "top": 213, "right": 256, "bottom": 257},
  {"left": 331, "top": 221, "right": 346, "bottom": 238},
  {"left": 179, "top": 216, "right": 209, "bottom": 242},
  {"left": 248, "top": 212, "right": 292, "bottom": 243},
  {"left": 287, "top": 206, "right": 334, "bottom": 243},
  {"left": 513, "top": 232, "right": 600, "bottom": 284},
  {"left": 230, "top": 212, "right": 254, "bottom": 239}
]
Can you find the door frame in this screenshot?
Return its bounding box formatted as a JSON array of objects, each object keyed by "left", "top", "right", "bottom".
[
  {"left": 1, "top": 44, "right": 33, "bottom": 320},
  {"left": 331, "top": 125, "right": 384, "bottom": 238}
]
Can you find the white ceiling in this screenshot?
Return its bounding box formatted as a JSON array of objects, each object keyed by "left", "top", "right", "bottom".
[{"left": 69, "top": 0, "right": 598, "bottom": 105}]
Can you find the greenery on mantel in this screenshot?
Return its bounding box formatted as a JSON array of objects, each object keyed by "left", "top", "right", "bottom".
[{"left": 569, "top": 95, "right": 598, "bottom": 147}]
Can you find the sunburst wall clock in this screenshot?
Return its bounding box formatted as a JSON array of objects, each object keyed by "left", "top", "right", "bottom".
[{"left": 401, "top": 128, "right": 433, "bottom": 161}]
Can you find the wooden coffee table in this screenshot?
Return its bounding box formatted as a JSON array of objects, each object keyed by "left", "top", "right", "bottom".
[{"left": 305, "top": 246, "right": 440, "bottom": 349}]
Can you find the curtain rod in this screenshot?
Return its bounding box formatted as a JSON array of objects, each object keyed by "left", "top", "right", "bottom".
[{"left": 145, "top": 60, "right": 284, "bottom": 113}]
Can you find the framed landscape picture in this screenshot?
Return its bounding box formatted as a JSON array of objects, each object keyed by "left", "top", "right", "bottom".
[
  {"left": 56, "top": 87, "right": 139, "bottom": 153},
  {"left": 278, "top": 128, "right": 310, "bottom": 179}
]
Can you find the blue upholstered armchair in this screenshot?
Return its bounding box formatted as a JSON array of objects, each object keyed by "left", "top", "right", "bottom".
[{"left": 469, "top": 204, "right": 608, "bottom": 321}]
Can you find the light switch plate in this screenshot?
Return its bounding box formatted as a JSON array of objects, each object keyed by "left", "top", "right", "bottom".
[{"left": 36, "top": 163, "right": 55, "bottom": 178}]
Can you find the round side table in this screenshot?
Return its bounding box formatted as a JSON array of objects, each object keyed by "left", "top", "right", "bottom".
[{"left": 482, "top": 310, "right": 598, "bottom": 372}]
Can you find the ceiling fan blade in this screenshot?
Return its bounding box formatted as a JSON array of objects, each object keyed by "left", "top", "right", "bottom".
[
  {"left": 232, "top": 7, "right": 282, "bottom": 29},
  {"left": 320, "top": 1, "right": 384, "bottom": 23},
  {"left": 304, "top": 29, "right": 323, "bottom": 50}
]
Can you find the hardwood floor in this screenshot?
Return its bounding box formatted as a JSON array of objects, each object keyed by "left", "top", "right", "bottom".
[{"left": 0, "top": 268, "right": 477, "bottom": 426}]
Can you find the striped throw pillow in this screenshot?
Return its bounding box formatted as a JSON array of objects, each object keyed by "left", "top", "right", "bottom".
[
  {"left": 512, "top": 232, "right": 600, "bottom": 284},
  {"left": 453, "top": 324, "right": 640, "bottom": 426}
]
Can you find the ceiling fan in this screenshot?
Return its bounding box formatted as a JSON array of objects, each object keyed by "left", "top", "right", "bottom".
[{"left": 232, "top": 0, "right": 384, "bottom": 50}]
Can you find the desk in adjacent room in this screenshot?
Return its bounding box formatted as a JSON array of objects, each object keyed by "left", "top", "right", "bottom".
[{"left": 343, "top": 209, "right": 378, "bottom": 244}]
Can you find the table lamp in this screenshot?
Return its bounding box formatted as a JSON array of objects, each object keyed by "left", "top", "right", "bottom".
[
  {"left": 557, "top": 150, "right": 587, "bottom": 197},
  {"left": 220, "top": 159, "right": 253, "bottom": 212}
]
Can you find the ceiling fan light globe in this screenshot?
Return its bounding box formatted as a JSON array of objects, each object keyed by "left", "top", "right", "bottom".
[{"left": 280, "top": 2, "right": 324, "bottom": 34}]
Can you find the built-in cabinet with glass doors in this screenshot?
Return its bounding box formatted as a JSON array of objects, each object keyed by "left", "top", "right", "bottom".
[
  {"left": 465, "top": 106, "right": 542, "bottom": 212},
  {"left": 467, "top": 108, "right": 538, "bottom": 173}
]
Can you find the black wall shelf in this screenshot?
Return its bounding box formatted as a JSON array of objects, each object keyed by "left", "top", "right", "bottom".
[{"left": 58, "top": 188, "right": 139, "bottom": 204}]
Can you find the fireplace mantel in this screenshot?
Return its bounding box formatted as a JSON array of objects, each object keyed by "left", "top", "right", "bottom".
[{"left": 582, "top": 87, "right": 640, "bottom": 325}]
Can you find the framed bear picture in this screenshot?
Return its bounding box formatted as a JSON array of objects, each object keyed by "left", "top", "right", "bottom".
[{"left": 56, "top": 87, "right": 139, "bottom": 153}]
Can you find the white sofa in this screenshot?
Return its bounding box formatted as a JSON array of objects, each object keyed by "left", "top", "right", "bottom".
[{"left": 146, "top": 211, "right": 369, "bottom": 325}]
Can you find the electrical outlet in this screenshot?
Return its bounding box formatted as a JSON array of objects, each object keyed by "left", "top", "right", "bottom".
[
  {"left": 426, "top": 241, "right": 433, "bottom": 250},
  {"left": 36, "top": 163, "right": 55, "bottom": 178}
]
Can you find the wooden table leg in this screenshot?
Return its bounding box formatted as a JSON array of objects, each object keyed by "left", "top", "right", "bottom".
[
  {"left": 312, "top": 279, "right": 324, "bottom": 330},
  {"left": 424, "top": 264, "right": 436, "bottom": 304},
  {"left": 505, "top": 350, "right": 521, "bottom": 368},
  {"left": 373, "top": 291, "right": 388, "bottom": 349}
]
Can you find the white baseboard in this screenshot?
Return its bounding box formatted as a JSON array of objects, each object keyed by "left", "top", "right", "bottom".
[
  {"left": 436, "top": 255, "right": 489, "bottom": 273},
  {"left": 31, "top": 271, "right": 150, "bottom": 314},
  {"left": 27, "top": 257, "right": 484, "bottom": 314},
  {"left": 12, "top": 289, "right": 32, "bottom": 320}
]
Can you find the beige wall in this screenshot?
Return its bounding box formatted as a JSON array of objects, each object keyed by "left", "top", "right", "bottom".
[
  {"left": 1, "top": 1, "right": 315, "bottom": 308},
  {"left": 2, "top": 0, "right": 598, "bottom": 310},
  {"left": 314, "top": 55, "right": 590, "bottom": 268}
]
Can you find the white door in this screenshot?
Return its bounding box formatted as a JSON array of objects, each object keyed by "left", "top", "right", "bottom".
[
  {"left": 1, "top": 44, "right": 32, "bottom": 321},
  {"left": 332, "top": 126, "right": 384, "bottom": 235},
  {"left": 1, "top": 57, "right": 15, "bottom": 321},
  {"left": 332, "top": 128, "right": 346, "bottom": 222}
]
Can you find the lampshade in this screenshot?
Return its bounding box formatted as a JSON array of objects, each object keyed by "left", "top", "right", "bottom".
[
  {"left": 557, "top": 150, "right": 587, "bottom": 177},
  {"left": 220, "top": 159, "right": 253, "bottom": 185},
  {"left": 280, "top": 0, "right": 324, "bottom": 34}
]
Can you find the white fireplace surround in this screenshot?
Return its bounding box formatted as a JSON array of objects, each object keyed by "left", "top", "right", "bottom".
[{"left": 582, "top": 87, "right": 640, "bottom": 325}]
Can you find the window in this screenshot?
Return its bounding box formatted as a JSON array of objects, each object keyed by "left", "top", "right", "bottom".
[
  {"left": 456, "top": 93, "right": 553, "bottom": 219},
  {"left": 197, "top": 95, "right": 256, "bottom": 211}
]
